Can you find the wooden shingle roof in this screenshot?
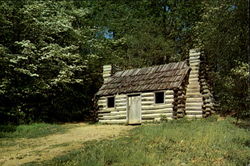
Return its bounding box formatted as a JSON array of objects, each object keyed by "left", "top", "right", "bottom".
[{"left": 96, "top": 61, "right": 190, "bottom": 96}]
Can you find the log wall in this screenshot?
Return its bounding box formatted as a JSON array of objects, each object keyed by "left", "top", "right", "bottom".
[
  {"left": 141, "top": 90, "right": 174, "bottom": 123},
  {"left": 175, "top": 82, "right": 188, "bottom": 118},
  {"left": 97, "top": 90, "right": 175, "bottom": 124},
  {"left": 98, "top": 94, "right": 127, "bottom": 124}
]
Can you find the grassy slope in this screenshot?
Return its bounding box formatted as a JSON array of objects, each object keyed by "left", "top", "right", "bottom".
[{"left": 25, "top": 117, "right": 250, "bottom": 166}]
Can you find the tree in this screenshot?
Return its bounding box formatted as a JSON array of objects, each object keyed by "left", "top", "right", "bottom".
[{"left": 195, "top": 0, "right": 249, "bottom": 118}]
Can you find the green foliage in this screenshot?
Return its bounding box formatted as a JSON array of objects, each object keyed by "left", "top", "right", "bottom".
[
  {"left": 0, "top": 123, "right": 66, "bottom": 138},
  {"left": 0, "top": 0, "right": 248, "bottom": 124},
  {"left": 25, "top": 118, "right": 250, "bottom": 166},
  {"left": 194, "top": 0, "right": 249, "bottom": 118},
  {"left": 0, "top": 0, "right": 101, "bottom": 124}
]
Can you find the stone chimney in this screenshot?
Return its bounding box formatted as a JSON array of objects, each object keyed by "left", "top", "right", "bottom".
[
  {"left": 185, "top": 48, "right": 203, "bottom": 118},
  {"left": 103, "top": 65, "right": 112, "bottom": 83}
]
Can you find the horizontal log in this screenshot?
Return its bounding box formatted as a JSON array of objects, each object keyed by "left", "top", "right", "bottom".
[
  {"left": 177, "top": 114, "right": 184, "bottom": 118},
  {"left": 165, "top": 90, "right": 174, "bottom": 95},
  {"left": 98, "top": 109, "right": 126, "bottom": 115},
  {"left": 189, "top": 60, "right": 200, "bottom": 64},
  {"left": 189, "top": 77, "right": 199, "bottom": 81},
  {"left": 202, "top": 89, "right": 210, "bottom": 94},
  {"left": 177, "top": 110, "right": 185, "bottom": 114},
  {"left": 115, "top": 99, "right": 127, "bottom": 103},
  {"left": 115, "top": 106, "right": 127, "bottom": 110},
  {"left": 165, "top": 95, "right": 174, "bottom": 99},
  {"left": 186, "top": 92, "right": 202, "bottom": 95},
  {"left": 141, "top": 98, "right": 154, "bottom": 102},
  {"left": 165, "top": 96, "right": 174, "bottom": 100},
  {"left": 116, "top": 94, "right": 127, "bottom": 97},
  {"left": 141, "top": 119, "right": 154, "bottom": 123},
  {"left": 189, "top": 63, "right": 200, "bottom": 67},
  {"left": 99, "top": 115, "right": 127, "bottom": 120},
  {"left": 187, "top": 82, "right": 200, "bottom": 86},
  {"left": 187, "top": 86, "right": 200, "bottom": 90},
  {"left": 185, "top": 110, "right": 203, "bottom": 114},
  {"left": 200, "top": 82, "right": 207, "bottom": 86},
  {"left": 186, "top": 96, "right": 203, "bottom": 101},
  {"left": 98, "top": 110, "right": 111, "bottom": 113},
  {"left": 189, "top": 56, "right": 200, "bottom": 62},
  {"left": 177, "top": 106, "right": 185, "bottom": 109},
  {"left": 185, "top": 106, "right": 203, "bottom": 110},
  {"left": 203, "top": 94, "right": 212, "bottom": 99},
  {"left": 99, "top": 96, "right": 106, "bottom": 100},
  {"left": 189, "top": 51, "right": 200, "bottom": 55},
  {"left": 142, "top": 113, "right": 173, "bottom": 119},
  {"left": 142, "top": 104, "right": 173, "bottom": 110},
  {"left": 142, "top": 109, "right": 173, "bottom": 114},
  {"left": 177, "top": 96, "right": 185, "bottom": 100},
  {"left": 165, "top": 99, "right": 174, "bottom": 102},
  {"left": 141, "top": 101, "right": 154, "bottom": 105},
  {"left": 141, "top": 96, "right": 155, "bottom": 101},
  {"left": 115, "top": 103, "right": 126, "bottom": 107},
  {"left": 99, "top": 119, "right": 127, "bottom": 124},
  {"left": 186, "top": 103, "right": 203, "bottom": 107},
  {"left": 141, "top": 93, "right": 154, "bottom": 97},
  {"left": 107, "top": 111, "right": 127, "bottom": 116},
  {"left": 185, "top": 114, "right": 203, "bottom": 118},
  {"left": 201, "top": 86, "right": 209, "bottom": 91},
  {"left": 98, "top": 100, "right": 106, "bottom": 105}
]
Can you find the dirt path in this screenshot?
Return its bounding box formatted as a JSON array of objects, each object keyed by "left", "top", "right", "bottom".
[{"left": 0, "top": 124, "right": 135, "bottom": 166}]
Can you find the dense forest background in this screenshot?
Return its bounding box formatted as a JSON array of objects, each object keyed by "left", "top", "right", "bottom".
[{"left": 0, "top": 0, "right": 249, "bottom": 124}]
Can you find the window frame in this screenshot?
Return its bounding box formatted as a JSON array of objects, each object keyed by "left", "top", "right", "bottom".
[
  {"left": 154, "top": 91, "right": 165, "bottom": 104},
  {"left": 107, "top": 96, "right": 115, "bottom": 108}
]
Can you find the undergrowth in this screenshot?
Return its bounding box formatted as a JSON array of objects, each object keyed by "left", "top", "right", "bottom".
[{"left": 24, "top": 117, "right": 250, "bottom": 166}]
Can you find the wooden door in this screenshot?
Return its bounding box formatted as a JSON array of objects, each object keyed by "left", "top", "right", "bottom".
[{"left": 128, "top": 95, "right": 141, "bottom": 124}]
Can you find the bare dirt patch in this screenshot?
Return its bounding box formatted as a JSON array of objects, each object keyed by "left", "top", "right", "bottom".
[{"left": 0, "top": 123, "right": 135, "bottom": 166}]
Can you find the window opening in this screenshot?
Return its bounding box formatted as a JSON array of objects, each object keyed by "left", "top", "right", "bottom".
[
  {"left": 155, "top": 92, "right": 164, "bottom": 104},
  {"left": 107, "top": 97, "right": 115, "bottom": 108}
]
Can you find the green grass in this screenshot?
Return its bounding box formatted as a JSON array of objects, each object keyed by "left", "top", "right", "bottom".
[
  {"left": 24, "top": 117, "right": 250, "bottom": 166},
  {"left": 0, "top": 123, "right": 67, "bottom": 139}
]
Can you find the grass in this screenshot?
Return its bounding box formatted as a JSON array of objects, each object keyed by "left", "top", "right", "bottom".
[
  {"left": 0, "top": 123, "right": 67, "bottom": 139},
  {"left": 24, "top": 117, "right": 250, "bottom": 166}
]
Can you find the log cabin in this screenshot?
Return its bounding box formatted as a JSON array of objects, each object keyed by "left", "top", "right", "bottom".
[{"left": 95, "top": 49, "right": 215, "bottom": 124}]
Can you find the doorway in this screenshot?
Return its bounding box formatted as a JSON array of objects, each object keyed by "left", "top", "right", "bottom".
[{"left": 127, "top": 94, "right": 141, "bottom": 124}]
